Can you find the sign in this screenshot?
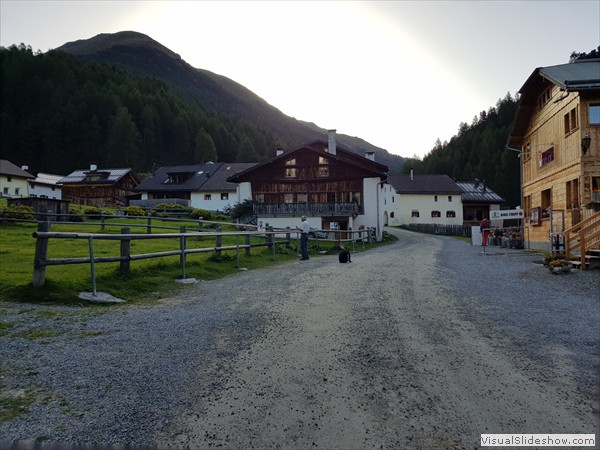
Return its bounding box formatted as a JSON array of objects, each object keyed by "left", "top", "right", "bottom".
[{"left": 490, "top": 209, "right": 524, "bottom": 220}]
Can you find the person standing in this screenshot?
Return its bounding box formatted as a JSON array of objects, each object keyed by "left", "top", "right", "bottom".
[
  {"left": 480, "top": 217, "right": 490, "bottom": 248},
  {"left": 296, "top": 216, "right": 310, "bottom": 260}
]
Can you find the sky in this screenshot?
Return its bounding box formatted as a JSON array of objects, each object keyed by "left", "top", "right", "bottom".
[{"left": 1, "top": 1, "right": 599, "bottom": 159}]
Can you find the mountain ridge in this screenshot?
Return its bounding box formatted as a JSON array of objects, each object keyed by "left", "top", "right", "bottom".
[{"left": 56, "top": 31, "right": 404, "bottom": 172}]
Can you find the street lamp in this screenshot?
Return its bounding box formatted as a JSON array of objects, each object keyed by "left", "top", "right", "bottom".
[{"left": 581, "top": 133, "right": 591, "bottom": 155}]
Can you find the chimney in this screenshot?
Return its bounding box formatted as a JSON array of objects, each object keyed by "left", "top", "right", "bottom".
[
  {"left": 276, "top": 147, "right": 284, "bottom": 156},
  {"left": 21, "top": 165, "right": 29, "bottom": 172},
  {"left": 90, "top": 163, "right": 98, "bottom": 171},
  {"left": 327, "top": 129, "right": 337, "bottom": 155},
  {"left": 365, "top": 152, "right": 375, "bottom": 161},
  {"left": 410, "top": 169, "right": 414, "bottom": 181}
]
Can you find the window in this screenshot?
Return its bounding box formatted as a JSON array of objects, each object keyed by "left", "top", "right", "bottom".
[
  {"left": 2, "top": 187, "right": 8, "bottom": 195},
  {"left": 446, "top": 211, "right": 456, "bottom": 218},
  {"left": 204, "top": 194, "right": 212, "bottom": 200},
  {"left": 448, "top": 196, "right": 452, "bottom": 202},
  {"left": 589, "top": 104, "right": 600, "bottom": 125},
  {"left": 285, "top": 158, "right": 297, "bottom": 178},
  {"left": 297, "top": 193, "right": 307, "bottom": 203},
  {"left": 434, "top": 195, "right": 438, "bottom": 202},
  {"left": 255, "top": 194, "right": 264, "bottom": 203},
  {"left": 541, "top": 188, "right": 552, "bottom": 218},
  {"left": 15, "top": 188, "right": 20, "bottom": 196},
  {"left": 317, "top": 166, "right": 330, "bottom": 177},
  {"left": 523, "top": 195, "right": 531, "bottom": 217},
  {"left": 592, "top": 177, "right": 600, "bottom": 203},
  {"left": 431, "top": 211, "right": 441, "bottom": 218},
  {"left": 326, "top": 192, "right": 336, "bottom": 203},
  {"left": 538, "top": 87, "right": 552, "bottom": 109},
  {"left": 284, "top": 193, "right": 294, "bottom": 203},
  {"left": 411, "top": 210, "right": 420, "bottom": 218},
  {"left": 566, "top": 179, "right": 579, "bottom": 210},
  {"left": 523, "top": 142, "right": 531, "bottom": 161},
  {"left": 220, "top": 193, "right": 229, "bottom": 200},
  {"left": 6, "top": 176, "right": 11, "bottom": 182},
  {"left": 564, "top": 108, "right": 578, "bottom": 134}
]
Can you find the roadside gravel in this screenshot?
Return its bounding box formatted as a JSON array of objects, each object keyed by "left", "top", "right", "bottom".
[{"left": 1, "top": 227, "right": 598, "bottom": 449}]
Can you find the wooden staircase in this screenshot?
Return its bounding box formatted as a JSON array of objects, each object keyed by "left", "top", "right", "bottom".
[{"left": 565, "top": 210, "right": 600, "bottom": 270}]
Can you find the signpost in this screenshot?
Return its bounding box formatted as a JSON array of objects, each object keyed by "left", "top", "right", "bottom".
[{"left": 489, "top": 209, "right": 524, "bottom": 220}]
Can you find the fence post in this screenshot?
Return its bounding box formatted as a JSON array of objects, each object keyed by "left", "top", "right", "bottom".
[
  {"left": 120, "top": 227, "right": 131, "bottom": 272},
  {"left": 198, "top": 221, "right": 203, "bottom": 232},
  {"left": 32, "top": 222, "right": 50, "bottom": 287},
  {"left": 147, "top": 212, "right": 152, "bottom": 234},
  {"left": 180, "top": 226, "right": 187, "bottom": 278},
  {"left": 245, "top": 233, "right": 251, "bottom": 256},
  {"left": 215, "top": 226, "right": 222, "bottom": 256},
  {"left": 285, "top": 226, "right": 291, "bottom": 245},
  {"left": 267, "top": 226, "right": 275, "bottom": 261},
  {"left": 101, "top": 212, "right": 106, "bottom": 231}
]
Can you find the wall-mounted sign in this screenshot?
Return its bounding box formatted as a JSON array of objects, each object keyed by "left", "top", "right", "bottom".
[
  {"left": 490, "top": 209, "right": 524, "bottom": 220},
  {"left": 538, "top": 148, "right": 554, "bottom": 168},
  {"left": 530, "top": 207, "right": 541, "bottom": 226}
]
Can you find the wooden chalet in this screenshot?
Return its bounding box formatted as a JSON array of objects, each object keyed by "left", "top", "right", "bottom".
[
  {"left": 508, "top": 57, "right": 600, "bottom": 259},
  {"left": 59, "top": 164, "right": 140, "bottom": 208},
  {"left": 227, "top": 131, "right": 389, "bottom": 239}
]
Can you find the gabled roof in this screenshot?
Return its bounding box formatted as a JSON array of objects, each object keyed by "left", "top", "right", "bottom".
[
  {"left": 135, "top": 162, "right": 256, "bottom": 192},
  {"left": 455, "top": 181, "right": 505, "bottom": 204},
  {"left": 509, "top": 59, "right": 600, "bottom": 147},
  {"left": 387, "top": 174, "right": 463, "bottom": 195},
  {"left": 534, "top": 58, "right": 600, "bottom": 92},
  {"left": 59, "top": 167, "right": 135, "bottom": 184},
  {"left": 228, "top": 140, "right": 388, "bottom": 182},
  {"left": 0, "top": 160, "right": 34, "bottom": 179}
]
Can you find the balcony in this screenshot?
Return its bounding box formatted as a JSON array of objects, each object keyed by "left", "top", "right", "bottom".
[{"left": 254, "top": 202, "right": 361, "bottom": 217}]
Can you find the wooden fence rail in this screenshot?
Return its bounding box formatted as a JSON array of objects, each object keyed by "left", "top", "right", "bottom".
[{"left": 32, "top": 222, "right": 288, "bottom": 293}]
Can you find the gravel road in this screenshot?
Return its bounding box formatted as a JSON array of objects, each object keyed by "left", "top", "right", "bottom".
[{"left": 1, "top": 227, "right": 598, "bottom": 449}]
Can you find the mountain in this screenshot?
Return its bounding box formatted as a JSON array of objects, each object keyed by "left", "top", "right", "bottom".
[{"left": 57, "top": 31, "right": 404, "bottom": 172}]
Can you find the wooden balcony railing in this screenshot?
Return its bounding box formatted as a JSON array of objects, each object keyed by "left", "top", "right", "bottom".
[
  {"left": 253, "top": 202, "right": 361, "bottom": 217},
  {"left": 565, "top": 210, "right": 600, "bottom": 270}
]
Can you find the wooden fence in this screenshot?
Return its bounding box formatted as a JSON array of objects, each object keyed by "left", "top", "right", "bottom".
[{"left": 31, "top": 222, "right": 292, "bottom": 294}]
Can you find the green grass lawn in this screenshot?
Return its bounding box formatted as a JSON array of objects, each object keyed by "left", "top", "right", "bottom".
[{"left": 0, "top": 219, "right": 395, "bottom": 305}]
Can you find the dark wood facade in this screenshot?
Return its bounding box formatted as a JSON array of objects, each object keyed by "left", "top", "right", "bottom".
[
  {"left": 229, "top": 141, "right": 388, "bottom": 217},
  {"left": 61, "top": 171, "right": 139, "bottom": 208}
]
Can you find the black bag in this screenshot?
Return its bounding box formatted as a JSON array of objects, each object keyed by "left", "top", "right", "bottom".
[{"left": 338, "top": 250, "right": 351, "bottom": 263}]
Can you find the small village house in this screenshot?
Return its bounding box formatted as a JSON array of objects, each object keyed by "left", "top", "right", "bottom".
[
  {"left": 28, "top": 172, "right": 64, "bottom": 199},
  {"left": 0, "top": 160, "right": 34, "bottom": 198},
  {"left": 508, "top": 57, "right": 600, "bottom": 250},
  {"left": 133, "top": 162, "right": 255, "bottom": 211},
  {"left": 455, "top": 180, "right": 505, "bottom": 227},
  {"left": 383, "top": 173, "right": 465, "bottom": 227},
  {"left": 227, "top": 130, "right": 389, "bottom": 240},
  {"left": 59, "top": 164, "right": 140, "bottom": 208}
]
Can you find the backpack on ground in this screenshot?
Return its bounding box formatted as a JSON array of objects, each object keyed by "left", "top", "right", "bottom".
[{"left": 338, "top": 249, "right": 351, "bottom": 263}]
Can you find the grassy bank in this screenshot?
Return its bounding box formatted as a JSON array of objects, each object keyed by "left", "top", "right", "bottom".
[{"left": 0, "top": 220, "right": 396, "bottom": 305}]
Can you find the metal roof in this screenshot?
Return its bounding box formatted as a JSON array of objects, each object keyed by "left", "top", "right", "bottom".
[
  {"left": 59, "top": 168, "right": 133, "bottom": 184},
  {"left": 538, "top": 59, "right": 600, "bottom": 91},
  {"left": 31, "top": 173, "right": 65, "bottom": 186},
  {"left": 135, "top": 162, "right": 256, "bottom": 192},
  {"left": 455, "top": 181, "right": 505, "bottom": 203},
  {"left": 387, "top": 174, "right": 463, "bottom": 194}
]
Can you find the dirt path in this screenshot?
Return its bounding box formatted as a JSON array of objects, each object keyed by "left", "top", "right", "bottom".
[{"left": 158, "top": 228, "right": 598, "bottom": 449}]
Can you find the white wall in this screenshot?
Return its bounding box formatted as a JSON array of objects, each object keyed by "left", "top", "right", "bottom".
[
  {"left": 190, "top": 190, "right": 237, "bottom": 212},
  {"left": 0, "top": 176, "right": 29, "bottom": 197},
  {"left": 395, "top": 193, "right": 463, "bottom": 225},
  {"left": 29, "top": 184, "right": 62, "bottom": 199},
  {"left": 353, "top": 177, "right": 383, "bottom": 240}
]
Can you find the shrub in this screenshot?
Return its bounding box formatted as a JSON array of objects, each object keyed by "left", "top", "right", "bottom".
[
  {"left": 155, "top": 203, "right": 185, "bottom": 210},
  {"left": 191, "top": 208, "right": 211, "bottom": 220},
  {"left": 5, "top": 205, "right": 36, "bottom": 221},
  {"left": 123, "top": 206, "right": 145, "bottom": 217},
  {"left": 83, "top": 206, "right": 102, "bottom": 218}
]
